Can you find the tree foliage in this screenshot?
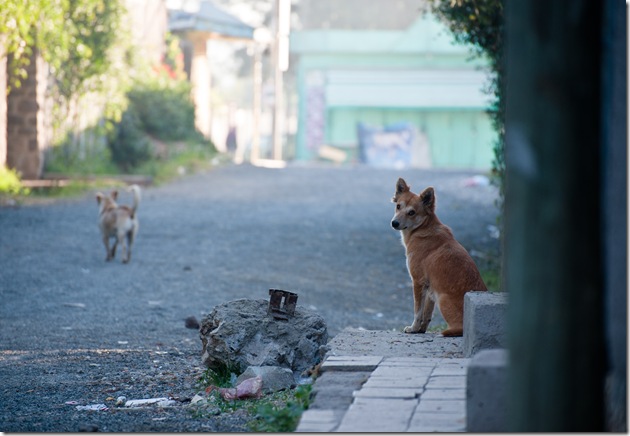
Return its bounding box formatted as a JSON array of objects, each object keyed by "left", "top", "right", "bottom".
[
  {"left": 429, "top": 0, "right": 505, "bottom": 205},
  {"left": 0, "top": 0, "right": 124, "bottom": 95}
]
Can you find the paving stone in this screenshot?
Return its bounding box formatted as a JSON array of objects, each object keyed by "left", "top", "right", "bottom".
[
  {"left": 431, "top": 366, "right": 468, "bottom": 376},
  {"left": 353, "top": 386, "right": 421, "bottom": 399},
  {"left": 336, "top": 398, "right": 417, "bottom": 432},
  {"left": 379, "top": 357, "right": 442, "bottom": 367},
  {"left": 296, "top": 409, "right": 339, "bottom": 432},
  {"left": 425, "top": 375, "right": 467, "bottom": 389},
  {"left": 416, "top": 399, "right": 466, "bottom": 414},
  {"left": 362, "top": 376, "right": 428, "bottom": 388},
  {"left": 421, "top": 388, "right": 467, "bottom": 400},
  {"left": 321, "top": 356, "right": 383, "bottom": 372},
  {"left": 371, "top": 366, "right": 431, "bottom": 378},
  {"left": 408, "top": 412, "right": 466, "bottom": 432},
  {"left": 384, "top": 357, "right": 444, "bottom": 363}
]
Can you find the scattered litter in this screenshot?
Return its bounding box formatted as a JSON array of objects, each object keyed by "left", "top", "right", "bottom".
[
  {"left": 117, "top": 341, "right": 128, "bottom": 345},
  {"left": 190, "top": 393, "right": 206, "bottom": 405},
  {"left": 206, "top": 376, "right": 263, "bottom": 401},
  {"left": 124, "top": 397, "right": 178, "bottom": 408},
  {"left": 115, "top": 396, "right": 126, "bottom": 406},
  {"left": 375, "top": 313, "right": 384, "bottom": 318},
  {"left": 487, "top": 225, "right": 500, "bottom": 239},
  {"left": 76, "top": 404, "right": 108, "bottom": 411},
  {"left": 63, "top": 303, "right": 86, "bottom": 309},
  {"left": 65, "top": 401, "right": 79, "bottom": 405},
  {"left": 152, "top": 417, "right": 167, "bottom": 421},
  {"left": 463, "top": 175, "right": 490, "bottom": 187}
]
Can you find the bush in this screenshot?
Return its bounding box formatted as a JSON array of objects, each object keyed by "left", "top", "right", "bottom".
[
  {"left": 0, "top": 166, "right": 28, "bottom": 196},
  {"left": 127, "top": 80, "right": 199, "bottom": 142},
  {"left": 108, "top": 106, "right": 152, "bottom": 171}
]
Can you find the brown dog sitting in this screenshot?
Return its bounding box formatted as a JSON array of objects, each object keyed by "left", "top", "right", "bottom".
[
  {"left": 96, "top": 185, "right": 141, "bottom": 263},
  {"left": 391, "top": 178, "right": 486, "bottom": 336}
]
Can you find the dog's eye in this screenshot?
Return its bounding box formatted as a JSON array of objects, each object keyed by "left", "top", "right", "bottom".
[
  {"left": 408, "top": 210, "right": 415, "bottom": 216},
  {"left": 396, "top": 204, "right": 401, "bottom": 210}
]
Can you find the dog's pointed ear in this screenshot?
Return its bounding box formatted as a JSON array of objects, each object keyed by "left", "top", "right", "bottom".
[
  {"left": 420, "top": 187, "right": 435, "bottom": 212},
  {"left": 96, "top": 193, "right": 103, "bottom": 205},
  {"left": 111, "top": 190, "right": 118, "bottom": 200},
  {"left": 393, "top": 178, "right": 410, "bottom": 201}
]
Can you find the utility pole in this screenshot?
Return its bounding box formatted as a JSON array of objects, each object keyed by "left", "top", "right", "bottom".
[
  {"left": 271, "top": 0, "right": 290, "bottom": 161},
  {"left": 504, "top": 0, "right": 609, "bottom": 431}
]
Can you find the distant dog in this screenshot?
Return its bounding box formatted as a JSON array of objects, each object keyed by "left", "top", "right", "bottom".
[
  {"left": 391, "top": 178, "right": 486, "bottom": 336},
  {"left": 96, "top": 185, "right": 141, "bottom": 263}
]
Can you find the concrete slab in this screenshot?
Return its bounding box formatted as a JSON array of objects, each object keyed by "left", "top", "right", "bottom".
[
  {"left": 295, "top": 409, "right": 339, "bottom": 432},
  {"left": 466, "top": 348, "right": 508, "bottom": 432},
  {"left": 408, "top": 412, "right": 467, "bottom": 432},
  {"left": 422, "top": 388, "right": 467, "bottom": 400},
  {"left": 320, "top": 355, "right": 383, "bottom": 372},
  {"left": 352, "top": 387, "right": 421, "bottom": 399},
  {"left": 362, "top": 377, "right": 428, "bottom": 388},
  {"left": 462, "top": 291, "right": 507, "bottom": 357},
  {"left": 336, "top": 398, "right": 417, "bottom": 432},
  {"left": 426, "top": 375, "right": 467, "bottom": 389},
  {"left": 417, "top": 399, "right": 466, "bottom": 414}
]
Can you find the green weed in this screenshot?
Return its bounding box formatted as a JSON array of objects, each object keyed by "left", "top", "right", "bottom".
[{"left": 248, "top": 384, "right": 313, "bottom": 432}]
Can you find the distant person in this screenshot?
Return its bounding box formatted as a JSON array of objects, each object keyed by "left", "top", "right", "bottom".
[{"left": 226, "top": 126, "right": 237, "bottom": 155}]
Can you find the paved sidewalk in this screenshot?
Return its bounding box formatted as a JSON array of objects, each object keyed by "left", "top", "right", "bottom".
[{"left": 296, "top": 330, "right": 469, "bottom": 432}]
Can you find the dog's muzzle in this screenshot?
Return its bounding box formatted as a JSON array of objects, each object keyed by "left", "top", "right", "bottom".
[{"left": 391, "top": 220, "right": 400, "bottom": 229}]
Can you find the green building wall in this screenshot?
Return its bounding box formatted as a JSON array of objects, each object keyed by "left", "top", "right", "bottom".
[{"left": 290, "top": 13, "right": 497, "bottom": 170}]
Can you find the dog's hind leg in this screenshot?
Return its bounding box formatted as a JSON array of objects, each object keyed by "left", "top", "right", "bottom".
[
  {"left": 118, "top": 230, "right": 130, "bottom": 263},
  {"left": 438, "top": 294, "right": 464, "bottom": 337},
  {"left": 123, "top": 230, "right": 134, "bottom": 263},
  {"left": 404, "top": 281, "right": 433, "bottom": 333}
]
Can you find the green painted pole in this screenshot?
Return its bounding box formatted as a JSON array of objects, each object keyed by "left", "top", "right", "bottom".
[{"left": 504, "top": 0, "right": 607, "bottom": 431}]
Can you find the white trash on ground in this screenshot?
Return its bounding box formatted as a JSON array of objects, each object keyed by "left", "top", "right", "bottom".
[
  {"left": 124, "top": 397, "right": 178, "bottom": 408},
  {"left": 75, "top": 404, "right": 108, "bottom": 411}
]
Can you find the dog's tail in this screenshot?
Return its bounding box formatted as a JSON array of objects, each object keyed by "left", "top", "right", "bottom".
[{"left": 127, "top": 184, "right": 141, "bottom": 215}]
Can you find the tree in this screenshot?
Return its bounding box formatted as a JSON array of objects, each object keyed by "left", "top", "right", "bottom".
[
  {"left": 428, "top": 0, "right": 504, "bottom": 207},
  {"left": 0, "top": 0, "right": 124, "bottom": 95}
]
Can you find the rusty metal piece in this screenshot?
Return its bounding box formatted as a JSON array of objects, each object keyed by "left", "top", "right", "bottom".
[{"left": 268, "top": 289, "right": 298, "bottom": 320}]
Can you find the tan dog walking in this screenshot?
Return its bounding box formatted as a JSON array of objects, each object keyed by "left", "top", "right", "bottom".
[
  {"left": 96, "top": 185, "right": 141, "bottom": 264},
  {"left": 391, "top": 178, "right": 486, "bottom": 336}
]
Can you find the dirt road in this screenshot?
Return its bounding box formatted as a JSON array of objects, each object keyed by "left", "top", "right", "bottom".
[{"left": 0, "top": 163, "right": 499, "bottom": 431}]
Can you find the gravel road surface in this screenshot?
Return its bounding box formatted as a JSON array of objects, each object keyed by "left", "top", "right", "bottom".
[{"left": 0, "top": 163, "right": 499, "bottom": 432}]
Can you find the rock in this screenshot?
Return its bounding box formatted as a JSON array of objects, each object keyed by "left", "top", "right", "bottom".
[
  {"left": 185, "top": 316, "right": 200, "bottom": 330},
  {"left": 236, "top": 366, "right": 297, "bottom": 393},
  {"left": 199, "top": 299, "right": 328, "bottom": 374}
]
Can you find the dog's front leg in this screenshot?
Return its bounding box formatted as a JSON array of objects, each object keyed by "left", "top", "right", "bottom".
[
  {"left": 417, "top": 288, "right": 435, "bottom": 333},
  {"left": 110, "top": 238, "right": 118, "bottom": 260},
  {"left": 103, "top": 236, "right": 113, "bottom": 261},
  {"left": 404, "top": 280, "right": 430, "bottom": 333}
]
